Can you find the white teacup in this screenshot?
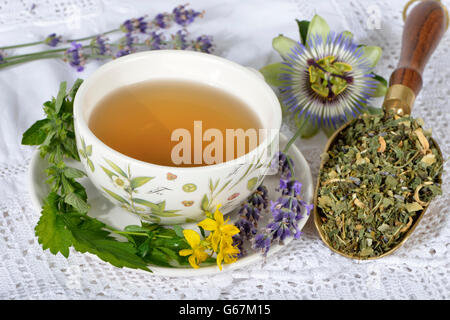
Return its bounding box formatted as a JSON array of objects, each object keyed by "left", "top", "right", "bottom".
[{"left": 74, "top": 50, "right": 281, "bottom": 224}]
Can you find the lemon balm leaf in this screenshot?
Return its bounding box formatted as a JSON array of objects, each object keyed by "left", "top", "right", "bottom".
[{"left": 35, "top": 192, "right": 73, "bottom": 258}]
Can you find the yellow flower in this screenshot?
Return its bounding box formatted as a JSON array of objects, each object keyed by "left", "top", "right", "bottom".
[
  {"left": 179, "top": 229, "right": 209, "bottom": 269},
  {"left": 216, "top": 238, "right": 240, "bottom": 271},
  {"left": 198, "top": 207, "right": 240, "bottom": 252}
]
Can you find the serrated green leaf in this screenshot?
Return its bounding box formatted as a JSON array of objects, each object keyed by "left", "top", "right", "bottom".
[
  {"left": 101, "top": 187, "right": 129, "bottom": 205},
  {"left": 35, "top": 192, "right": 73, "bottom": 258},
  {"left": 130, "top": 176, "right": 154, "bottom": 189},
  {"left": 67, "top": 217, "right": 150, "bottom": 271},
  {"left": 21, "top": 119, "right": 51, "bottom": 145},
  {"left": 65, "top": 192, "right": 89, "bottom": 213},
  {"left": 259, "top": 62, "right": 286, "bottom": 87},
  {"left": 55, "top": 82, "right": 67, "bottom": 114}
]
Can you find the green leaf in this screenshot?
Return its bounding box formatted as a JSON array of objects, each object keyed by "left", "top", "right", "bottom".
[
  {"left": 21, "top": 119, "right": 51, "bottom": 145},
  {"left": 306, "top": 15, "right": 330, "bottom": 45},
  {"left": 360, "top": 46, "right": 382, "bottom": 68},
  {"left": 132, "top": 198, "right": 159, "bottom": 211},
  {"left": 104, "top": 159, "right": 127, "bottom": 178},
  {"left": 35, "top": 192, "right": 73, "bottom": 258},
  {"left": 296, "top": 19, "right": 310, "bottom": 44},
  {"left": 85, "top": 145, "right": 93, "bottom": 157},
  {"left": 371, "top": 73, "right": 388, "bottom": 97},
  {"left": 201, "top": 194, "right": 209, "bottom": 211},
  {"left": 101, "top": 187, "right": 130, "bottom": 205},
  {"left": 100, "top": 165, "right": 115, "bottom": 178},
  {"left": 272, "top": 35, "right": 297, "bottom": 59},
  {"left": 130, "top": 177, "right": 154, "bottom": 189},
  {"left": 172, "top": 225, "right": 184, "bottom": 238},
  {"left": 66, "top": 215, "right": 150, "bottom": 271},
  {"left": 87, "top": 159, "right": 95, "bottom": 172},
  {"left": 64, "top": 192, "right": 89, "bottom": 213},
  {"left": 69, "top": 79, "right": 83, "bottom": 99},
  {"left": 55, "top": 81, "right": 67, "bottom": 114},
  {"left": 63, "top": 167, "right": 86, "bottom": 179},
  {"left": 259, "top": 62, "right": 286, "bottom": 87}
]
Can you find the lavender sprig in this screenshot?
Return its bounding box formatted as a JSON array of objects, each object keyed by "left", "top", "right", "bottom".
[
  {"left": 0, "top": 4, "right": 211, "bottom": 70},
  {"left": 234, "top": 151, "right": 313, "bottom": 257},
  {"left": 44, "top": 33, "right": 62, "bottom": 47},
  {"left": 64, "top": 42, "right": 86, "bottom": 72}
]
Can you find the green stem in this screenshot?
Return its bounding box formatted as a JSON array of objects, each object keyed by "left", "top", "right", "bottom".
[
  {"left": 0, "top": 28, "right": 121, "bottom": 50},
  {"left": 0, "top": 54, "right": 64, "bottom": 69},
  {"left": 0, "top": 40, "right": 46, "bottom": 50},
  {"left": 6, "top": 48, "right": 68, "bottom": 60},
  {"left": 68, "top": 29, "right": 121, "bottom": 42},
  {"left": 283, "top": 124, "right": 303, "bottom": 153}
]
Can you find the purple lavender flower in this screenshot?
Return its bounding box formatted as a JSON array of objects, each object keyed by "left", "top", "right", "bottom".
[
  {"left": 267, "top": 204, "right": 301, "bottom": 241},
  {"left": 64, "top": 42, "right": 86, "bottom": 72},
  {"left": 153, "top": 12, "right": 172, "bottom": 29},
  {"left": 253, "top": 234, "right": 271, "bottom": 256},
  {"left": 272, "top": 152, "right": 293, "bottom": 179},
  {"left": 44, "top": 33, "right": 62, "bottom": 47},
  {"left": 192, "top": 35, "right": 214, "bottom": 54},
  {"left": 121, "top": 16, "right": 148, "bottom": 33},
  {"left": 173, "top": 4, "right": 203, "bottom": 27},
  {"left": 248, "top": 185, "right": 269, "bottom": 209},
  {"left": 232, "top": 234, "right": 245, "bottom": 258},
  {"left": 235, "top": 217, "right": 257, "bottom": 239},
  {"left": 172, "top": 30, "right": 189, "bottom": 49},
  {"left": 90, "top": 35, "right": 110, "bottom": 56},
  {"left": 146, "top": 32, "right": 164, "bottom": 50},
  {"left": 116, "top": 33, "right": 137, "bottom": 57}
]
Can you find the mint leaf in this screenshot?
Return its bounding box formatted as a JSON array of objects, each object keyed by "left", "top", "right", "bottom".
[
  {"left": 21, "top": 119, "right": 51, "bottom": 145},
  {"left": 35, "top": 192, "right": 73, "bottom": 258}
]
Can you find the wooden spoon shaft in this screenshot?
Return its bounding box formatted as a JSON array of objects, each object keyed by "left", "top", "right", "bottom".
[{"left": 390, "top": 0, "right": 447, "bottom": 95}]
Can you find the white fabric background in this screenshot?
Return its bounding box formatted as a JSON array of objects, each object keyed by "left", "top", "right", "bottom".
[{"left": 0, "top": 0, "right": 449, "bottom": 299}]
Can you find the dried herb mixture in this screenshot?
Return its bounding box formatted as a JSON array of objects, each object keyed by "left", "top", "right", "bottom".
[{"left": 317, "top": 111, "right": 443, "bottom": 258}]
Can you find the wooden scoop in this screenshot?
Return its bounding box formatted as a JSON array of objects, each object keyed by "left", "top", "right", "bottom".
[{"left": 313, "top": 0, "right": 447, "bottom": 259}]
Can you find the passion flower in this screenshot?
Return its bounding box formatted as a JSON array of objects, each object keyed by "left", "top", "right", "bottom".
[{"left": 261, "top": 15, "right": 387, "bottom": 137}]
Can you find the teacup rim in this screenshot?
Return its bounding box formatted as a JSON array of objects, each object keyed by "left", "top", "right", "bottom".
[{"left": 73, "top": 50, "right": 281, "bottom": 172}]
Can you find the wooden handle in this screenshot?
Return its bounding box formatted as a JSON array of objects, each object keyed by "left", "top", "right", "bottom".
[
  {"left": 383, "top": 0, "right": 447, "bottom": 115},
  {"left": 390, "top": 0, "right": 446, "bottom": 94}
]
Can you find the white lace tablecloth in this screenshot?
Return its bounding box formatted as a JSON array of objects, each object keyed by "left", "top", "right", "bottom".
[{"left": 0, "top": 0, "right": 449, "bottom": 300}]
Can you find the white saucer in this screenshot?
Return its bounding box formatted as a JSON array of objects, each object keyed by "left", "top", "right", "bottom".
[{"left": 28, "top": 133, "right": 313, "bottom": 276}]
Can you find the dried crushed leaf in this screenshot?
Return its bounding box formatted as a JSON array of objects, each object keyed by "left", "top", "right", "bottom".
[{"left": 317, "top": 111, "right": 443, "bottom": 258}]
